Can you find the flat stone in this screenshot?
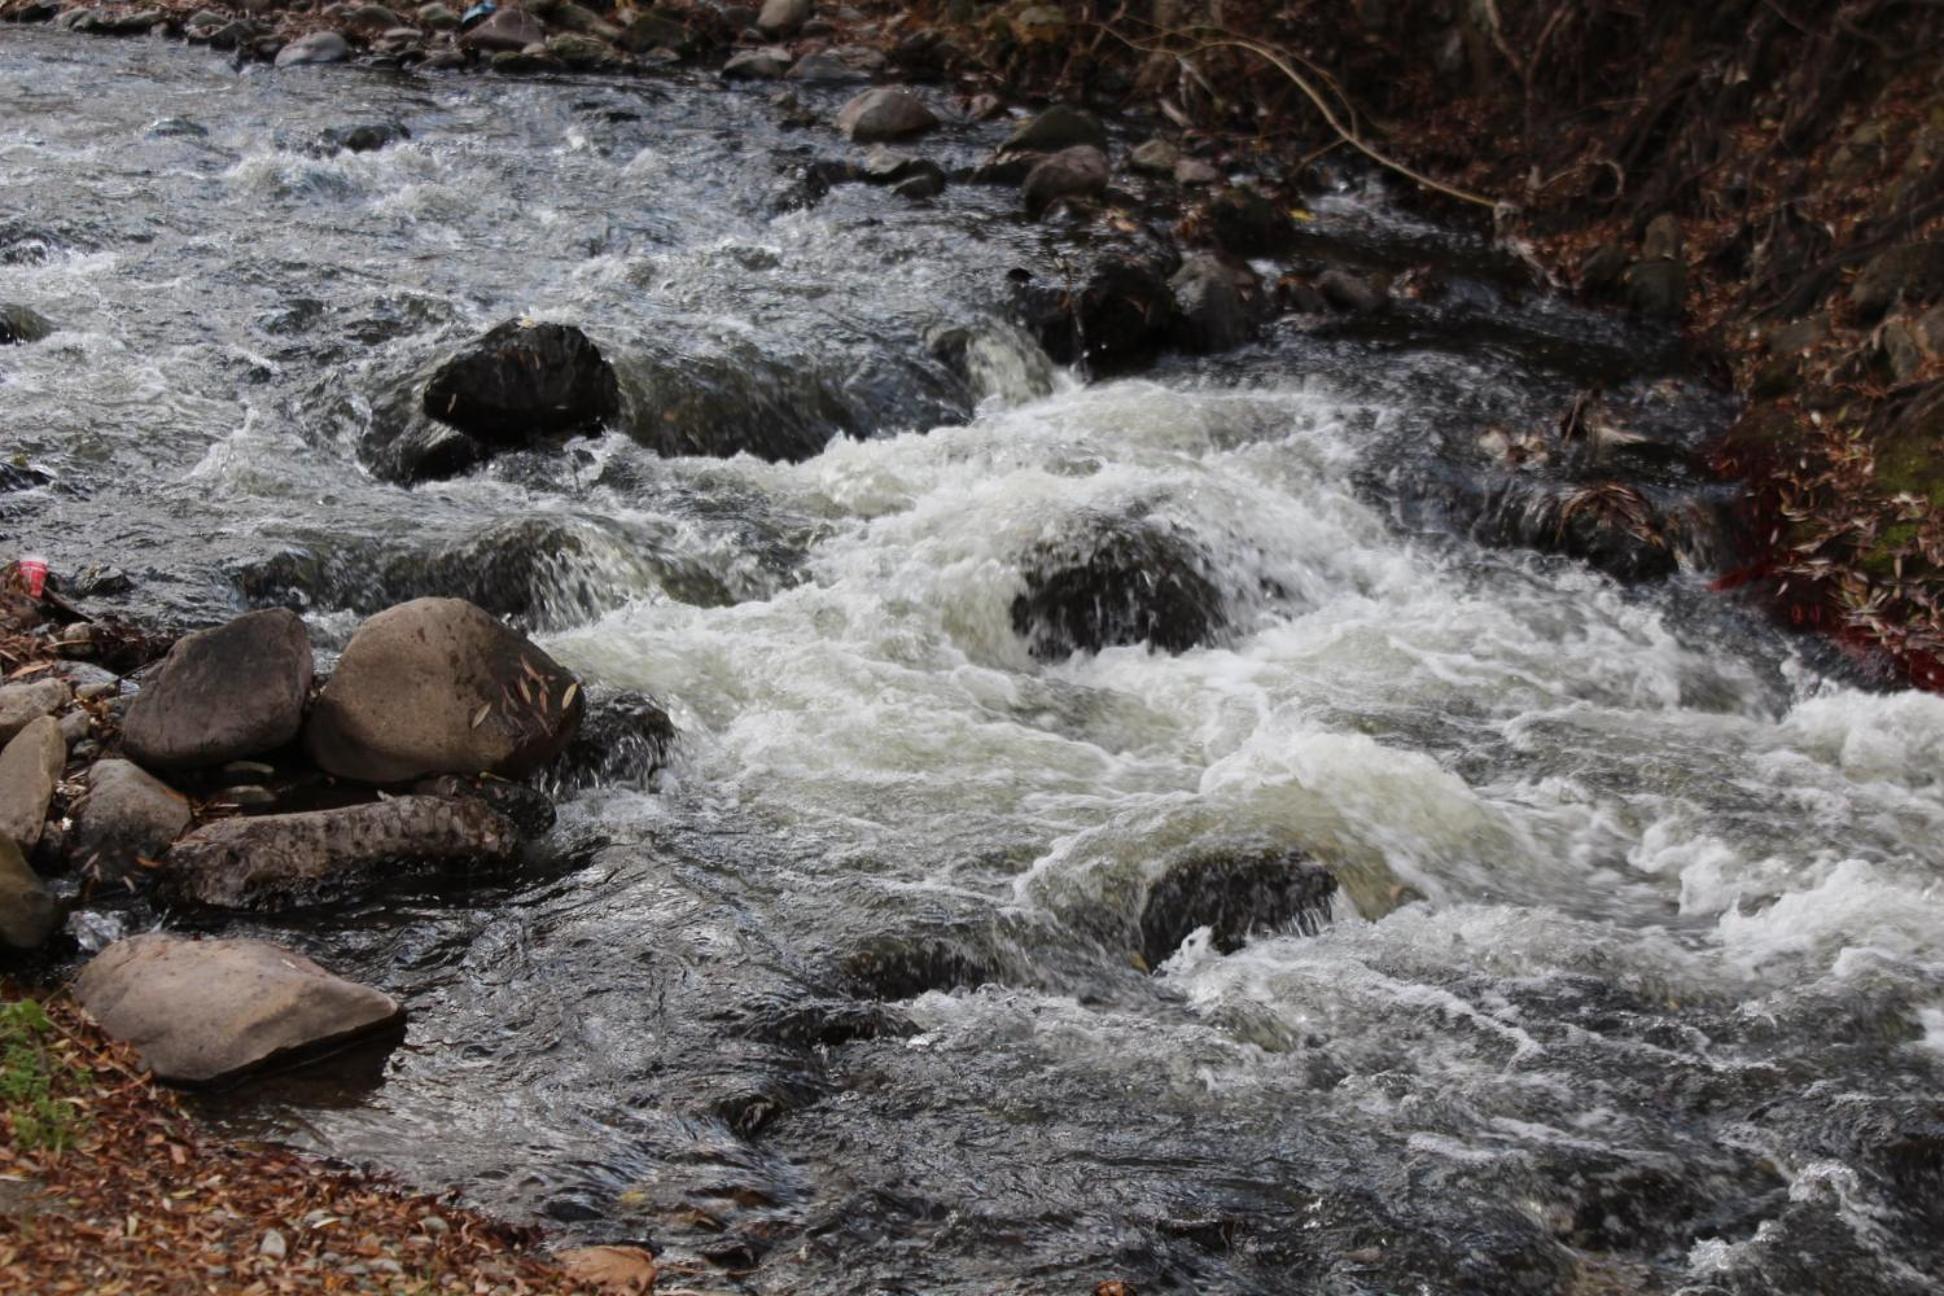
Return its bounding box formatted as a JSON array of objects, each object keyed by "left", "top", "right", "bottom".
[
  {"left": 69, "top": 759, "right": 191, "bottom": 884},
  {"left": 559, "top": 1246, "right": 658, "bottom": 1293},
  {"left": 0, "top": 678, "right": 70, "bottom": 746},
  {"left": 304, "top": 598, "right": 584, "bottom": 783},
  {"left": 1022, "top": 144, "right": 1108, "bottom": 217},
  {"left": 0, "top": 717, "right": 64, "bottom": 855},
  {"left": 0, "top": 837, "right": 56, "bottom": 952},
  {"left": 722, "top": 46, "right": 790, "bottom": 79},
  {"left": 461, "top": 6, "right": 545, "bottom": 51},
  {"left": 168, "top": 795, "right": 518, "bottom": 907},
  {"left": 1130, "top": 137, "right": 1179, "bottom": 175},
  {"left": 121, "top": 609, "right": 313, "bottom": 771},
  {"left": 787, "top": 49, "right": 870, "bottom": 84},
  {"left": 73, "top": 933, "right": 405, "bottom": 1085},
  {"left": 547, "top": 32, "right": 615, "bottom": 67},
  {"left": 1002, "top": 104, "right": 1106, "bottom": 155}
]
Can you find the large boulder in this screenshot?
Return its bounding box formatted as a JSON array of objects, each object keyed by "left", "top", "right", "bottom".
[
  {"left": 1002, "top": 104, "right": 1107, "bottom": 155},
  {"left": 836, "top": 88, "right": 939, "bottom": 143},
  {"left": 167, "top": 795, "right": 518, "bottom": 907},
  {"left": 0, "top": 716, "right": 64, "bottom": 854},
  {"left": 1022, "top": 144, "right": 1109, "bottom": 217},
  {"left": 73, "top": 933, "right": 405, "bottom": 1085},
  {"left": 0, "top": 837, "right": 56, "bottom": 953},
  {"left": 1010, "top": 515, "right": 1227, "bottom": 660},
  {"left": 303, "top": 598, "right": 585, "bottom": 783},
  {"left": 0, "top": 304, "right": 54, "bottom": 346},
  {"left": 121, "top": 609, "right": 313, "bottom": 771},
  {"left": 1850, "top": 241, "right": 1944, "bottom": 320},
  {"left": 0, "top": 678, "right": 70, "bottom": 746},
  {"left": 422, "top": 320, "right": 621, "bottom": 445},
  {"left": 1138, "top": 849, "right": 1336, "bottom": 967},
  {"left": 68, "top": 760, "right": 191, "bottom": 884}
]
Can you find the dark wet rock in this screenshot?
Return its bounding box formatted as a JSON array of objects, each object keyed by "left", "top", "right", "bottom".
[
  {"left": 1641, "top": 213, "right": 1683, "bottom": 262},
  {"left": 965, "top": 153, "right": 1040, "bottom": 185},
  {"left": 74, "top": 933, "right": 405, "bottom": 1084},
  {"left": 418, "top": 1, "right": 458, "bottom": 26},
  {"left": 423, "top": 320, "right": 620, "bottom": 446},
  {"left": 1130, "top": 137, "right": 1179, "bottom": 175},
  {"left": 320, "top": 122, "right": 411, "bottom": 154},
  {"left": 723, "top": 46, "right": 790, "bottom": 79},
  {"left": 304, "top": 597, "right": 585, "bottom": 784},
  {"left": 69, "top": 7, "right": 166, "bottom": 34},
  {"left": 893, "top": 168, "right": 945, "bottom": 200},
  {"left": 68, "top": 759, "right": 191, "bottom": 885},
  {"left": 1011, "top": 515, "right": 1226, "bottom": 660},
  {"left": 1578, "top": 242, "right": 1628, "bottom": 294},
  {"left": 859, "top": 146, "right": 941, "bottom": 188},
  {"left": 168, "top": 795, "right": 519, "bottom": 908},
  {"left": 0, "top": 717, "right": 64, "bottom": 855},
  {"left": 0, "top": 303, "right": 53, "bottom": 346},
  {"left": 617, "top": 7, "right": 688, "bottom": 53},
  {"left": 0, "top": 837, "right": 55, "bottom": 954},
  {"left": 415, "top": 774, "right": 557, "bottom": 838},
  {"left": 274, "top": 29, "right": 351, "bottom": 65},
  {"left": 1002, "top": 104, "right": 1107, "bottom": 156},
  {"left": 461, "top": 5, "right": 544, "bottom": 50},
  {"left": 0, "top": 678, "right": 70, "bottom": 746},
  {"left": 1205, "top": 185, "right": 1295, "bottom": 256},
  {"left": 755, "top": 0, "right": 808, "bottom": 36},
  {"left": 926, "top": 318, "right": 1057, "bottom": 404},
  {"left": 122, "top": 609, "right": 313, "bottom": 772},
  {"left": 1850, "top": 241, "right": 1944, "bottom": 320},
  {"left": 836, "top": 87, "right": 938, "bottom": 143},
  {"left": 542, "top": 689, "right": 674, "bottom": 795},
  {"left": 1474, "top": 479, "right": 1682, "bottom": 582},
  {"left": 1622, "top": 258, "right": 1685, "bottom": 320},
  {"left": 491, "top": 47, "right": 567, "bottom": 74},
  {"left": 1139, "top": 848, "right": 1336, "bottom": 967},
  {"left": 146, "top": 114, "right": 209, "bottom": 138},
  {"left": 1170, "top": 253, "right": 1257, "bottom": 353},
  {"left": 1018, "top": 256, "right": 1176, "bottom": 376},
  {"left": 1767, "top": 315, "right": 1830, "bottom": 355},
  {"left": 1022, "top": 144, "right": 1109, "bottom": 218},
  {"left": 1316, "top": 267, "right": 1389, "bottom": 315}
]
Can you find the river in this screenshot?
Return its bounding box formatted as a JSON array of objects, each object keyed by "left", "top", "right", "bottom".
[{"left": 4, "top": 26, "right": 1943, "bottom": 1295}]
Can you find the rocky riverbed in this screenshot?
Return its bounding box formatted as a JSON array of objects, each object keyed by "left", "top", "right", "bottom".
[{"left": 4, "top": 12, "right": 1944, "bottom": 1296}]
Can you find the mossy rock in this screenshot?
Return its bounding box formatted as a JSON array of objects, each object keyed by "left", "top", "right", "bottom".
[{"left": 1875, "top": 423, "right": 1944, "bottom": 505}]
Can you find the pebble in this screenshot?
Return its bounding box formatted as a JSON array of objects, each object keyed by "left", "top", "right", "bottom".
[
  {"left": 421, "top": 1214, "right": 451, "bottom": 1234},
  {"left": 260, "top": 1228, "right": 288, "bottom": 1260}
]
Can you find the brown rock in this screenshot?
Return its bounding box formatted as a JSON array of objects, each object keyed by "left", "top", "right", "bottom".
[
  {"left": 461, "top": 6, "right": 545, "bottom": 52},
  {"left": 835, "top": 87, "right": 939, "bottom": 142},
  {"left": 0, "top": 677, "right": 69, "bottom": 746},
  {"left": 303, "top": 597, "right": 584, "bottom": 784},
  {"left": 167, "top": 795, "right": 518, "bottom": 907},
  {"left": 1021, "top": 144, "right": 1108, "bottom": 217},
  {"left": 0, "top": 837, "right": 56, "bottom": 952},
  {"left": 68, "top": 759, "right": 191, "bottom": 884},
  {"left": 0, "top": 716, "right": 64, "bottom": 855},
  {"left": 559, "top": 1246, "right": 658, "bottom": 1294},
  {"left": 121, "top": 609, "right": 313, "bottom": 772},
  {"left": 73, "top": 933, "right": 405, "bottom": 1085}
]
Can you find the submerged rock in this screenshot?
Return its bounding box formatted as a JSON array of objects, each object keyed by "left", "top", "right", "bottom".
[
  {"left": 167, "top": 795, "right": 518, "bottom": 907},
  {"left": 723, "top": 47, "right": 791, "bottom": 79},
  {"left": 542, "top": 689, "right": 674, "bottom": 795},
  {"left": 1204, "top": 185, "right": 1295, "bottom": 256},
  {"left": 0, "top": 838, "right": 56, "bottom": 953},
  {"left": 74, "top": 933, "right": 405, "bottom": 1085},
  {"left": 0, "top": 716, "right": 65, "bottom": 855},
  {"left": 1138, "top": 848, "right": 1337, "bottom": 967},
  {"left": 319, "top": 122, "right": 411, "bottom": 155},
  {"left": 1011, "top": 515, "right": 1227, "bottom": 660},
  {"left": 304, "top": 597, "right": 585, "bottom": 784},
  {"left": 422, "top": 320, "right": 621, "bottom": 446},
  {"left": 121, "top": 609, "right": 313, "bottom": 771},
  {"left": 68, "top": 759, "right": 191, "bottom": 884},
  {"left": 0, "top": 303, "right": 53, "bottom": 346}
]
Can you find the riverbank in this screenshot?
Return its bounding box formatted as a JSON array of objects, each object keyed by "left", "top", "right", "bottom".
[{"left": 0, "top": 991, "right": 650, "bottom": 1294}]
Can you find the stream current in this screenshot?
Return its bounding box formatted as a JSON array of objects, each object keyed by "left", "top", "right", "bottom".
[{"left": 5, "top": 27, "right": 1944, "bottom": 1295}]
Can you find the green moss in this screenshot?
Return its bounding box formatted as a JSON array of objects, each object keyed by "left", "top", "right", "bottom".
[
  {"left": 1860, "top": 521, "right": 1922, "bottom": 577},
  {"left": 1875, "top": 429, "right": 1944, "bottom": 505},
  {"left": 0, "top": 998, "right": 90, "bottom": 1153}
]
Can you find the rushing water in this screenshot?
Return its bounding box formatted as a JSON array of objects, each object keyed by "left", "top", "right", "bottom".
[{"left": 6, "top": 28, "right": 1944, "bottom": 1296}]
